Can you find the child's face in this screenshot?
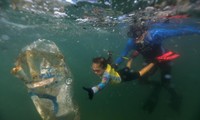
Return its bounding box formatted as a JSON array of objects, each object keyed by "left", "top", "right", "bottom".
[{"left": 91, "top": 63, "right": 105, "bottom": 76}]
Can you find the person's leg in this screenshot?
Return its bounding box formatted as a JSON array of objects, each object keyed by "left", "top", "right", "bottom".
[
  {"left": 122, "top": 61, "right": 162, "bottom": 113},
  {"left": 138, "top": 62, "right": 158, "bottom": 85},
  {"left": 120, "top": 60, "right": 156, "bottom": 82},
  {"left": 140, "top": 63, "right": 161, "bottom": 113},
  {"left": 126, "top": 58, "right": 133, "bottom": 69},
  {"left": 120, "top": 58, "right": 140, "bottom": 81},
  {"left": 159, "top": 61, "right": 182, "bottom": 112},
  {"left": 143, "top": 81, "right": 162, "bottom": 113},
  {"left": 159, "top": 62, "right": 175, "bottom": 94}
]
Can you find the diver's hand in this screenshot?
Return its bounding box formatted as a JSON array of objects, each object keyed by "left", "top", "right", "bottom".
[{"left": 83, "top": 87, "right": 94, "bottom": 100}]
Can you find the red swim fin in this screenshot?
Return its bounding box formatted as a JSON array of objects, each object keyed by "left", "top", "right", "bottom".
[
  {"left": 167, "top": 14, "right": 188, "bottom": 19},
  {"left": 156, "top": 51, "right": 180, "bottom": 62},
  {"left": 158, "top": 51, "right": 173, "bottom": 59},
  {"left": 165, "top": 54, "right": 180, "bottom": 61}
]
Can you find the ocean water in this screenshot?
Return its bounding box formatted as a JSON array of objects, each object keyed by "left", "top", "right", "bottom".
[{"left": 1, "top": 1, "right": 200, "bottom": 120}]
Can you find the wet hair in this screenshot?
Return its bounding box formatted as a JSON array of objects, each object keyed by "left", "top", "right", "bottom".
[
  {"left": 92, "top": 57, "right": 107, "bottom": 69},
  {"left": 127, "top": 24, "right": 148, "bottom": 38},
  {"left": 92, "top": 53, "right": 112, "bottom": 69}
]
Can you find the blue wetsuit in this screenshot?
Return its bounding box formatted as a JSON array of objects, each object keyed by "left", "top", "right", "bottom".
[
  {"left": 115, "top": 26, "right": 200, "bottom": 65},
  {"left": 114, "top": 25, "right": 200, "bottom": 87}
]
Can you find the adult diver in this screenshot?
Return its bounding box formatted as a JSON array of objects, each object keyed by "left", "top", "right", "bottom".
[{"left": 114, "top": 22, "right": 200, "bottom": 113}]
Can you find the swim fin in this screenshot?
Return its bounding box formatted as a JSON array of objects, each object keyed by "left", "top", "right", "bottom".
[{"left": 156, "top": 51, "right": 180, "bottom": 62}]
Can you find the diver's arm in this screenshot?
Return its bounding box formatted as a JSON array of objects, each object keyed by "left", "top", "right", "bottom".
[
  {"left": 115, "top": 38, "right": 135, "bottom": 65},
  {"left": 138, "top": 63, "right": 155, "bottom": 77},
  {"left": 154, "top": 26, "right": 200, "bottom": 40},
  {"left": 91, "top": 73, "right": 110, "bottom": 94},
  {"left": 83, "top": 73, "right": 110, "bottom": 100}
]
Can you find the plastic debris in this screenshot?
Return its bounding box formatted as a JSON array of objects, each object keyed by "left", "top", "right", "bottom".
[{"left": 11, "top": 39, "right": 79, "bottom": 120}]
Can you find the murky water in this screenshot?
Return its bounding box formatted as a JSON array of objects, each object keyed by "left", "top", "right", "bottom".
[{"left": 0, "top": 0, "right": 200, "bottom": 120}]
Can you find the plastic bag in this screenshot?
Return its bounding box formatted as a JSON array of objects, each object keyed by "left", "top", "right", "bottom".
[{"left": 11, "top": 39, "right": 79, "bottom": 120}]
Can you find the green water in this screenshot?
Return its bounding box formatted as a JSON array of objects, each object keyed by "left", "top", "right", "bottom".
[{"left": 1, "top": 2, "right": 200, "bottom": 120}]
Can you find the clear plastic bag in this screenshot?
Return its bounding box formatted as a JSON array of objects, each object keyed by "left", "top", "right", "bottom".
[{"left": 11, "top": 39, "right": 79, "bottom": 120}]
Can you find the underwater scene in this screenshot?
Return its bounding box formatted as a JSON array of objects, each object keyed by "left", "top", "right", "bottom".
[{"left": 0, "top": 0, "right": 200, "bottom": 120}]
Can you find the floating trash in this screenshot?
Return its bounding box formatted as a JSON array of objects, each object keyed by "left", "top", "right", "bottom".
[{"left": 11, "top": 39, "right": 79, "bottom": 120}]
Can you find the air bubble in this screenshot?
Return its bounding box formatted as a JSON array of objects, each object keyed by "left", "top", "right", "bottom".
[{"left": 66, "top": 78, "right": 72, "bottom": 85}]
